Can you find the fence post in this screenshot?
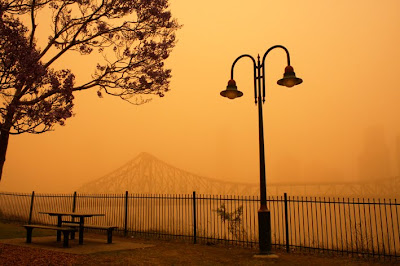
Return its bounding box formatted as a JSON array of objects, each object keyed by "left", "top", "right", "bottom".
[
  {"left": 72, "top": 191, "right": 77, "bottom": 212},
  {"left": 124, "top": 191, "right": 128, "bottom": 236},
  {"left": 28, "top": 191, "right": 35, "bottom": 224},
  {"left": 193, "top": 191, "right": 197, "bottom": 244},
  {"left": 284, "top": 192, "right": 290, "bottom": 253}
]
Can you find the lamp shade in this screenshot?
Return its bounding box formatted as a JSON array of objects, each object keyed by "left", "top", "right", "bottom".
[
  {"left": 220, "top": 79, "right": 243, "bottom": 99},
  {"left": 277, "top": 66, "right": 303, "bottom": 88}
]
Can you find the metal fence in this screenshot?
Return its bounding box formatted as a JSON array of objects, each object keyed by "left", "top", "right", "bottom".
[{"left": 0, "top": 191, "right": 399, "bottom": 259}]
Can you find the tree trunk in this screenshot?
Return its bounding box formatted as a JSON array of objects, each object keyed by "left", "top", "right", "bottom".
[
  {"left": 0, "top": 127, "right": 10, "bottom": 181},
  {"left": 0, "top": 106, "right": 13, "bottom": 182}
]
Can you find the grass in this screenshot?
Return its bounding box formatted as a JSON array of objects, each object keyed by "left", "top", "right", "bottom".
[
  {"left": 0, "top": 220, "right": 395, "bottom": 265},
  {"left": 0, "top": 221, "right": 54, "bottom": 239}
]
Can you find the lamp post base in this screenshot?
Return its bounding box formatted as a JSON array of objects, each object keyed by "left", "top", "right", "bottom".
[{"left": 258, "top": 207, "right": 272, "bottom": 254}]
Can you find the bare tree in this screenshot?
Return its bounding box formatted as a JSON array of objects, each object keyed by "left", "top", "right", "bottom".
[{"left": 0, "top": 0, "right": 180, "bottom": 180}]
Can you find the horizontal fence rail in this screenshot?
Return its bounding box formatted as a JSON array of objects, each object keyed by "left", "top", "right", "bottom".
[{"left": 0, "top": 191, "right": 399, "bottom": 259}]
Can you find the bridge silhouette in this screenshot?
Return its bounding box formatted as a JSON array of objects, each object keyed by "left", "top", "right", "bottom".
[{"left": 78, "top": 152, "right": 399, "bottom": 198}]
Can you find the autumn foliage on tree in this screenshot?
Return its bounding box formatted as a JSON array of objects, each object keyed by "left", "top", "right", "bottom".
[{"left": 0, "top": 0, "right": 180, "bottom": 180}]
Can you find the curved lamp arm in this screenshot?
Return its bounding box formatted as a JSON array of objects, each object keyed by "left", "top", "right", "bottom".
[
  {"left": 230, "top": 54, "right": 258, "bottom": 103},
  {"left": 261, "top": 45, "right": 291, "bottom": 67},
  {"left": 261, "top": 45, "right": 291, "bottom": 101}
]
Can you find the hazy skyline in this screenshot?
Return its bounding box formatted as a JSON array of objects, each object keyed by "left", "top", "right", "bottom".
[{"left": 1, "top": 0, "right": 400, "bottom": 193}]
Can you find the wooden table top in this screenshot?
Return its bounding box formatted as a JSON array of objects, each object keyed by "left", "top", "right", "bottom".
[{"left": 39, "top": 211, "right": 105, "bottom": 217}]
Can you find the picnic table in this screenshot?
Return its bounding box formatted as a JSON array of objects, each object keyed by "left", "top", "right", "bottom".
[{"left": 39, "top": 211, "right": 105, "bottom": 245}]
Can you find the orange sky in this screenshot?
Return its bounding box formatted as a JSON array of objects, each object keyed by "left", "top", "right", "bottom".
[{"left": 1, "top": 0, "right": 400, "bottom": 193}]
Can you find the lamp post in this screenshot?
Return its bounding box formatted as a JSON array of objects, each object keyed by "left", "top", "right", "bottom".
[{"left": 220, "top": 45, "right": 302, "bottom": 254}]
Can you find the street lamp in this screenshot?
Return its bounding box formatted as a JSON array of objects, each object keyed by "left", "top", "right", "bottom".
[{"left": 220, "top": 45, "right": 302, "bottom": 254}]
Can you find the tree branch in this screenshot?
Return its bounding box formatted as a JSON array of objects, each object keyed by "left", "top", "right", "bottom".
[{"left": 29, "top": 0, "right": 36, "bottom": 48}]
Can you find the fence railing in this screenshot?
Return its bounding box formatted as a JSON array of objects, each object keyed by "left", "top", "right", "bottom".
[{"left": 0, "top": 191, "right": 399, "bottom": 259}]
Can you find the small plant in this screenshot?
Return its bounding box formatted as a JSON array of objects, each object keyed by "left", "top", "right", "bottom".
[{"left": 215, "top": 204, "right": 247, "bottom": 240}]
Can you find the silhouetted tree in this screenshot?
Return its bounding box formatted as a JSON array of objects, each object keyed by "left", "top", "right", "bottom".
[{"left": 0, "top": 0, "right": 180, "bottom": 180}]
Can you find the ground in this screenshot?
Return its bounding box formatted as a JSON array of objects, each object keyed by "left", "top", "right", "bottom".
[{"left": 0, "top": 221, "right": 398, "bottom": 265}]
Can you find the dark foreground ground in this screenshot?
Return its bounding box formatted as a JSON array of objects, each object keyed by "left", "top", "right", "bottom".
[{"left": 0, "top": 222, "right": 399, "bottom": 265}]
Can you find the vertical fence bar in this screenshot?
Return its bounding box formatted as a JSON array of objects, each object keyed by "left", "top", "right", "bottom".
[
  {"left": 216, "top": 194, "right": 219, "bottom": 244},
  {"left": 301, "top": 196, "right": 306, "bottom": 250},
  {"left": 228, "top": 194, "right": 232, "bottom": 244},
  {"left": 324, "top": 197, "right": 328, "bottom": 251},
  {"left": 353, "top": 198, "right": 358, "bottom": 254},
  {"left": 173, "top": 194, "right": 176, "bottom": 239},
  {"left": 161, "top": 194, "right": 164, "bottom": 238},
  {"left": 319, "top": 197, "right": 324, "bottom": 250},
  {"left": 338, "top": 198, "right": 344, "bottom": 255},
  {"left": 328, "top": 197, "right": 333, "bottom": 252},
  {"left": 357, "top": 198, "right": 363, "bottom": 255},
  {"left": 348, "top": 198, "right": 353, "bottom": 254},
  {"left": 28, "top": 191, "right": 35, "bottom": 224},
  {"left": 373, "top": 198, "right": 380, "bottom": 257},
  {"left": 292, "top": 196, "right": 297, "bottom": 248},
  {"left": 395, "top": 199, "right": 400, "bottom": 257},
  {"left": 384, "top": 199, "right": 390, "bottom": 256},
  {"left": 294, "top": 196, "right": 298, "bottom": 249},
  {"left": 368, "top": 198, "right": 375, "bottom": 256},
  {"left": 124, "top": 191, "right": 128, "bottom": 236},
  {"left": 276, "top": 195, "right": 281, "bottom": 248},
  {"left": 363, "top": 198, "right": 368, "bottom": 256},
  {"left": 333, "top": 198, "right": 339, "bottom": 253},
  {"left": 220, "top": 195, "right": 224, "bottom": 244},
  {"left": 158, "top": 194, "right": 161, "bottom": 238},
  {"left": 166, "top": 194, "right": 169, "bottom": 237},
  {"left": 374, "top": 198, "right": 380, "bottom": 257},
  {"left": 379, "top": 199, "right": 385, "bottom": 257},
  {"left": 70, "top": 191, "right": 77, "bottom": 229},
  {"left": 284, "top": 193, "right": 290, "bottom": 253},
  {"left": 310, "top": 197, "right": 315, "bottom": 252},
  {"left": 193, "top": 191, "right": 197, "bottom": 244},
  {"left": 72, "top": 191, "right": 77, "bottom": 212},
  {"left": 234, "top": 194, "right": 237, "bottom": 245},
  {"left": 389, "top": 199, "right": 396, "bottom": 257},
  {"left": 306, "top": 197, "right": 310, "bottom": 250},
  {"left": 187, "top": 194, "right": 190, "bottom": 239},
  {"left": 139, "top": 193, "right": 145, "bottom": 235}
]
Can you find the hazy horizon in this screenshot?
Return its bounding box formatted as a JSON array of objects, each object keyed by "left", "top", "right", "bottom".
[{"left": 1, "top": 0, "right": 399, "bottom": 193}]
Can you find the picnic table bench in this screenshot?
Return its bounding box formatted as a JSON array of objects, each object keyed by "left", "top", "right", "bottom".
[
  {"left": 23, "top": 211, "right": 117, "bottom": 247},
  {"left": 39, "top": 211, "right": 105, "bottom": 245},
  {"left": 62, "top": 221, "right": 118, "bottom": 243},
  {"left": 23, "top": 224, "right": 76, "bottom": 248}
]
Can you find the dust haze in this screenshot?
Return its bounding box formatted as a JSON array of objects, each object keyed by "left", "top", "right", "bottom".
[{"left": 0, "top": 0, "right": 399, "bottom": 196}]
